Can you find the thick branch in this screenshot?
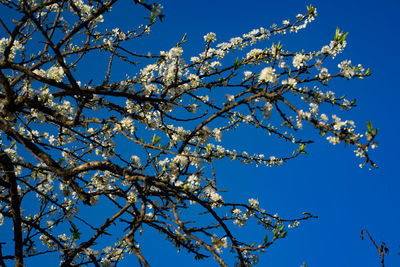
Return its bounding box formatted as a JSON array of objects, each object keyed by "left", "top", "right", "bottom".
[{"left": 0, "top": 152, "right": 24, "bottom": 267}]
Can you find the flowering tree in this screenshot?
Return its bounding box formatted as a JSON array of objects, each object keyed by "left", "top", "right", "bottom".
[{"left": 0, "top": 1, "right": 378, "bottom": 266}]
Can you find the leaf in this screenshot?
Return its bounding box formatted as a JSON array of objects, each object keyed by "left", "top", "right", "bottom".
[
  {"left": 298, "top": 144, "right": 307, "bottom": 154},
  {"left": 8, "top": 141, "right": 17, "bottom": 149},
  {"left": 366, "top": 121, "right": 373, "bottom": 132},
  {"left": 233, "top": 57, "right": 242, "bottom": 69},
  {"left": 69, "top": 223, "right": 81, "bottom": 241},
  {"left": 334, "top": 28, "right": 349, "bottom": 43},
  {"left": 151, "top": 134, "right": 157, "bottom": 144},
  {"left": 263, "top": 234, "right": 268, "bottom": 245},
  {"left": 334, "top": 27, "right": 340, "bottom": 42}
]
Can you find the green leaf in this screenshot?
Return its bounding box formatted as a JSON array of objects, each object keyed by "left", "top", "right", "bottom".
[
  {"left": 10, "top": 140, "right": 16, "bottom": 148},
  {"left": 334, "top": 28, "right": 349, "bottom": 43},
  {"left": 151, "top": 134, "right": 157, "bottom": 144},
  {"left": 334, "top": 27, "right": 340, "bottom": 41},
  {"left": 176, "top": 33, "right": 187, "bottom": 47},
  {"left": 307, "top": 4, "right": 315, "bottom": 13},
  {"left": 69, "top": 223, "right": 81, "bottom": 241},
  {"left": 298, "top": 144, "right": 307, "bottom": 154},
  {"left": 32, "top": 171, "right": 38, "bottom": 181},
  {"left": 280, "top": 231, "right": 287, "bottom": 238},
  {"left": 366, "top": 121, "right": 373, "bottom": 132},
  {"left": 233, "top": 57, "right": 242, "bottom": 69},
  {"left": 273, "top": 229, "right": 278, "bottom": 236},
  {"left": 263, "top": 234, "right": 268, "bottom": 245}
]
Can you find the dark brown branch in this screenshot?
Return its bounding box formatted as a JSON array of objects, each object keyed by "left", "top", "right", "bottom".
[
  {"left": 0, "top": 152, "right": 24, "bottom": 267},
  {"left": 361, "top": 229, "right": 389, "bottom": 267}
]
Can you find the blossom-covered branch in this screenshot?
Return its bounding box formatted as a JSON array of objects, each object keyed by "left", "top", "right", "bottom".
[{"left": 0, "top": 1, "right": 376, "bottom": 266}]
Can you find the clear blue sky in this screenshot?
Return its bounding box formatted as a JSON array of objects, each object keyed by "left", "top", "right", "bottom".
[{"left": 1, "top": 0, "right": 400, "bottom": 266}]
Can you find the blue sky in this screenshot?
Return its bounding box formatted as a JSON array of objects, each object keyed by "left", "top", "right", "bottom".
[{"left": 1, "top": 0, "right": 400, "bottom": 266}]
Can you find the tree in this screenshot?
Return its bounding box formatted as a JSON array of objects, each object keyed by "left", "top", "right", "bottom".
[{"left": 0, "top": 1, "right": 378, "bottom": 266}]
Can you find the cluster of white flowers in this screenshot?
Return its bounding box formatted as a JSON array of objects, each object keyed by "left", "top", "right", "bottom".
[
  {"left": 259, "top": 67, "right": 277, "bottom": 83},
  {"left": 127, "top": 188, "right": 138, "bottom": 203},
  {"left": 0, "top": 37, "right": 23, "bottom": 61},
  {"left": 212, "top": 128, "right": 222, "bottom": 142},
  {"left": 139, "top": 63, "right": 156, "bottom": 84},
  {"left": 321, "top": 39, "right": 346, "bottom": 58},
  {"left": 40, "top": 234, "right": 57, "bottom": 249},
  {"left": 33, "top": 66, "right": 65, "bottom": 82},
  {"left": 282, "top": 78, "right": 297, "bottom": 88},
  {"left": 211, "top": 235, "right": 228, "bottom": 254},
  {"left": 232, "top": 200, "right": 271, "bottom": 228},
  {"left": 246, "top": 48, "right": 266, "bottom": 64},
  {"left": 288, "top": 221, "right": 300, "bottom": 228},
  {"left": 157, "top": 47, "right": 185, "bottom": 86},
  {"left": 102, "top": 243, "right": 126, "bottom": 262},
  {"left": 242, "top": 249, "right": 260, "bottom": 265},
  {"left": 184, "top": 174, "right": 201, "bottom": 192},
  {"left": 114, "top": 117, "right": 135, "bottom": 134},
  {"left": 103, "top": 37, "right": 114, "bottom": 49},
  {"left": 338, "top": 60, "right": 353, "bottom": 78},
  {"left": 318, "top": 67, "right": 330, "bottom": 81},
  {"left": 292, "top": 53, "right": 308, "bottom": 69},
  {"left": 167, "top": 125, "right": 191, "bottom": 147},
  {"left": 326, "top": 135, "right": 340, "bottom": 145},
  {"left": 204, "top": 32, "right": 217, "bottom": 43},
  {"left": 130, "top": 155, "right": 141, "bottom": 168},
  {"left": 289, "top": 7, "right": 317, "bottom": 33},
  {"left": 69, "top": 0, "right": 104, "bottom": 22},
  {"left": 248, "top": 198, "right": 259, "bottom": 208},
  {"left": 204, "top": 186, "right": 223, "bottom": 207},
  {"left": 186, "top": 73, "right": 200, "bottom": 88},
  {"left": 332, "top": 114, "right": 355, "bottom": 131},
  {"left": 112, "top": 28, "right": 126, "bottom": 40}
]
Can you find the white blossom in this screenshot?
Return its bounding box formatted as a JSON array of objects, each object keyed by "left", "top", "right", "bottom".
[
  {"left": 292, "top": 53, "right": 307, "bottom": 69},
  {"left": 0, "top": 37, "right": 23, "bottom": 60},
  {"left": 259, "top": 67, "right": 277, "bottom": 84},
  {"left": 204, "top": 32, "right": 217, "bottom": 43}
]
